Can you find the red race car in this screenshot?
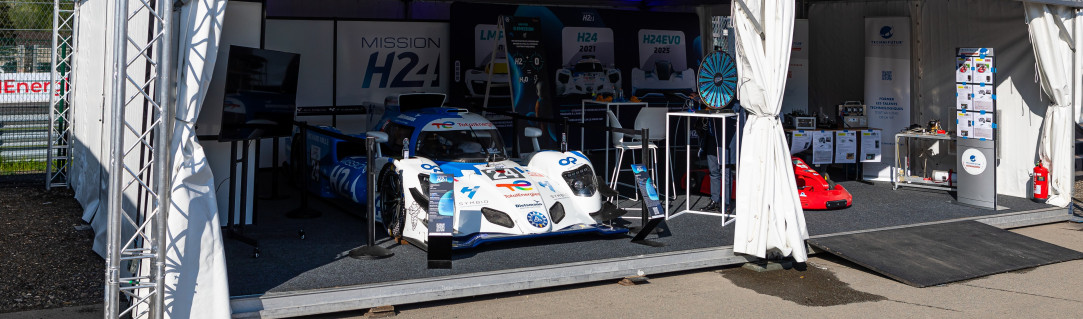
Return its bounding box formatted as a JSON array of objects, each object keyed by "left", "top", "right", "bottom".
[
  {"left": 792, "top": 156, "right": 852, "bottom": 210},
  {"left": 678, "top": 157, "right": 853, "bottom": 210}
]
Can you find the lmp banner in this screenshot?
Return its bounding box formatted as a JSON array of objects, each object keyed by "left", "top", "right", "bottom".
[{"left": 863, "top": 17, "right": 911, "bottom": 181}]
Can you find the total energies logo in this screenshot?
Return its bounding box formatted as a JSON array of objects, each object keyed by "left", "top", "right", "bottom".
[
  {"left": 496, "top": 180, "right": 532, "bottom": 191},
  {"left": 431, "top": 121, "right": 454, "bottom": 129},
  {"left": 880, "top": 26, "right": 894, "bottom": 39}
]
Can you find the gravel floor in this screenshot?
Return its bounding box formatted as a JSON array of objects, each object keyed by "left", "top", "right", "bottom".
[{"left": 0, "top": 186, "right": 103, "bottom": 314}]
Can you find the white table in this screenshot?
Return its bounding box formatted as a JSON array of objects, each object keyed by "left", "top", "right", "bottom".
[
  {"left": 892, "top": 132, "right": 957, "bottom": 191},
  {"left": 664, "top": 111, "right": 739, "bottom": 225}
]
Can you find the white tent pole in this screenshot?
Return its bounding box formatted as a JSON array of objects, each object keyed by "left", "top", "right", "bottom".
[
  {"left": 1075, "top": 8, "right": 1082, "bottom": 125},
  {"left": 1074, "top": 8, "right": 1081, "bottom": 218}
]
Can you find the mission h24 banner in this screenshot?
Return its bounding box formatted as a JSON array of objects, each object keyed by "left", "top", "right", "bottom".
[{"left": 336, "top": 21, "right": 450, "bottom": 106}]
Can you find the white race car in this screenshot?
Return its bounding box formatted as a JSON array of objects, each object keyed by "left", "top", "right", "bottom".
[
  {"left": 555, "top": 55, "right": 622, "bottom": 96},
  {"left": 299, "top": 94, "right": 626, "bottom": 250}
]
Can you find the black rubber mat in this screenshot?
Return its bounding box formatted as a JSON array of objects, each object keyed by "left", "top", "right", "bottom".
[{"left": 807, "top": 220, "right": 1083, "bottom": 287}]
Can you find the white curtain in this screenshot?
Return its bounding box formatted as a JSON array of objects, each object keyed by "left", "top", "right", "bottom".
[
  {"left": 164, "top": 0, "right": 231, "bottom": 317},
  {"left": 1025, "top": 4, "right": 1077, "bottom": 208},
  {"left": 732, "top": 0, "right": 808, "bottom": 262}
]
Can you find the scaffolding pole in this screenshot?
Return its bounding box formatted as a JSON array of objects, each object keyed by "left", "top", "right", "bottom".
[
  {"left": 47, "top": 0, "right": 77, "bottom": 189},
  {"left": 104, "top": 0, "right": 175, "bottom": 318}
]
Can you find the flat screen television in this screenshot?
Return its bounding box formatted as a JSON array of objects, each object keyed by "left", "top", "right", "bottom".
[{"left": 218, "top": 45, "right": 300, "bottom": 142}]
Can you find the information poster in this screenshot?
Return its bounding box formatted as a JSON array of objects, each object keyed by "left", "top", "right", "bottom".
[
  {"left": 957, "top": 111, "right": 974, "bottom": 138},
  {"left": 864, "top": 17, "right": 911, "bottom": 179},
  {"left": 860, "top": 130, "right": 882, "bottom": 162},
  {"left": 791, "top": 131, "right": 812, "bottom": 155},
  {"left": 812, "top": 130, "right": 834, "bottom": 164},
  {"left": 956, "top": 56, "right": 973, "bottom": 83},
  {"left": 835, "top": 131, "right": 858, "bottom": 163},
  {"left": 956, "top": 84, "right": 972, "bottom": 110},
  {"left": 973, "top": 112, "right": 994, "bottom": 140},
  {"left": 973, "top": 56, "right": 994, "bottom": 84},
  {"left": 973, "top": 84, "right": 994, "bottom": 112}
]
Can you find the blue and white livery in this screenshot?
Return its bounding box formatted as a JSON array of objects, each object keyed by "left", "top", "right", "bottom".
[{"left": 300, "top": 93, "right": 623, "bottom": 250}]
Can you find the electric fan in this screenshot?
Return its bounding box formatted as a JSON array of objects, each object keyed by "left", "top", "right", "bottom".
[{"left": 697, "top": 50, "right": 738, "bottom": 109}]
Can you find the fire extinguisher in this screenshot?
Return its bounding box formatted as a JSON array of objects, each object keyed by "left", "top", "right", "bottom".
[{"left": 1033, "top": 161, "right": 1049, "bottom": 202}]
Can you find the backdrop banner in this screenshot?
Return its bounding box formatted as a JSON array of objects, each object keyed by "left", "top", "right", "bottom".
[
  {"left": 449, "top": 4, "right": 701, "bottom": 149},
  {"left": 863, "top": 17, "right": 911, "bottom": 180},
  {"left": 782, "top": 19, "right": 808, "bottom": 115},
  {"left": 336, "top": 21, "right": 450, "bottom": 106}
]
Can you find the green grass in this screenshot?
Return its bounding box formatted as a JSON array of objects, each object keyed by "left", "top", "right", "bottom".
[{"left": 0, "top": 159, "right": 52, "bottom": 174}]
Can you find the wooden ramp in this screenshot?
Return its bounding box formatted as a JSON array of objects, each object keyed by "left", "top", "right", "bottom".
[{"left": 807, "top": 221, "right": 1083, "bottom": 287}]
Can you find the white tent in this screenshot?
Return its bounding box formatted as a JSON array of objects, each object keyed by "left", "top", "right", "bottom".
[
  {"left": 65, "top": 0, "right": 1082, "bottom": 317},
  {"left": 1025, "top": 3, "right": 1081, "bottom": 208},
  {"left": 731, "top": 0, "right": 809, "bottom": 262},
  {"left": 70, "top": 0, "right": 231, "bottom": 317}
]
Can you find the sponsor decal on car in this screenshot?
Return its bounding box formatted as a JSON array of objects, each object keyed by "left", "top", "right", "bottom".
[
  {"left": 460, "top": 186, "right": 480, "bottom": 198},
  {"left": 420, "top": 163, "right": 442, "bottom": 173},
  {"left": 431, "top": 121, "right": 455, "bottom": 129},
  {"left": 496, "top": 180, "right": 532, "bottom": 191},
  {"left": 558, "top": 156, "right": 578, "bottom": 166},
  {"left": 515, "top": 200, "right": 544, "bottom": 209},
  {"left": 536, "top": 181, "right": 556, "bottom": 192},
  {"left": 457, "top": 199, "right": 490, "bottom": 207},
  {"left": 483, "top": 168, "right": 524, "bottom": 180},
  {"left": 504, "top": 193, "right": 540, "bottom": 199},
  {"left": 455, "top": 122, "right": 494, "bottom": 128},
  {"left": 527, "top": 211, "right": 549, "bottom": 228}
]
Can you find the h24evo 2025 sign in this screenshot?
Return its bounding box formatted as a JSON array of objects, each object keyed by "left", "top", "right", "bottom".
[
  {"left": 337, "top": 21, "right": 450, "bottom": 105},
  {"left": 631, "top": 29, "right": 695, "bottom": 96},
  {"left": 0, "top": 73, "right": 65, "bottom": 104}
]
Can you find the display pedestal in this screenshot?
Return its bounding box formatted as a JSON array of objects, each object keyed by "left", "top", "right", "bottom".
[{"left": 349, "top": 137, "right": 394, "bottom": 260}]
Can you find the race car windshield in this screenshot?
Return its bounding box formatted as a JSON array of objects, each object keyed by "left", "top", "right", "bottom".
[
  {"left": 415, "top": 129, "right": 508, "bottom": 162},
  {"left": 573, "top": 62, "right": 603, "bottom": 73}
]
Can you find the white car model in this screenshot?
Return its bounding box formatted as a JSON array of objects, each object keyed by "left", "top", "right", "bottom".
[
  {"left": 554, "top": 55, "right": 622, "bottom": 96},
  {"left": 630, "top": 60, "right": 695, "bottom": 95},
  {"left": 464, "top": 56, "right": 511, "bottom": 99}
]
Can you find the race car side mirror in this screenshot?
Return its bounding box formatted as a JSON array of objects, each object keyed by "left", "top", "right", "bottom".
[
  {"left": 366, "top": 131, "right": 388, "bottom": 143},
  {"left": 524, "top": 127, "right": 542, "bottom": 153}
]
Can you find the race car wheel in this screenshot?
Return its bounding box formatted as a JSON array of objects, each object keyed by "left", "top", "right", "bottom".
[{"left": 377, "top": 163, "right": 406, "bottom": 242}]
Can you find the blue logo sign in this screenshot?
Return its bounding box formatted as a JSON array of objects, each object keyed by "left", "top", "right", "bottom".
[
  {"left": 537, "top": 181, "right": 556, "bottom": 192},
  {"left": 880, "top": 26, "right": 893, "bottom": 39},
  {"left": 558, "top": 157, "right": 578, "bottom": 166},
  {"left": 527, "top": 211, "right": 549, "bottom": 228},
  {"left": 460, "top": 186, "right": 480, "bottom": 199},
  {"left": 420, "top": 163, "right": 442, "bottom": 173},
  {"left": 969, "top": 155, "right": 977, "bottom": 162}
]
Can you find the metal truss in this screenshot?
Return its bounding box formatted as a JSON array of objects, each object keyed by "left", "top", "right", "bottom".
[
  {"left": 46, "top": 0, "right": 77, "bottom": 189},
  {"left": 105, "top": 0, "right": 175, "bottom": 318}
]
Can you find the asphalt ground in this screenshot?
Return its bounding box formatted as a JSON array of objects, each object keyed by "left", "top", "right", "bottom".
[{"left": 298, "top": 221, "right": 1083, "bottom": 319}]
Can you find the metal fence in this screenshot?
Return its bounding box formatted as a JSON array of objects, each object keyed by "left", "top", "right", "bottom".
[{"left": 0, "top": 0, "right": 72, "bottom": 182}]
